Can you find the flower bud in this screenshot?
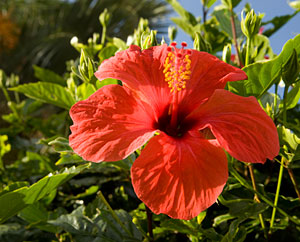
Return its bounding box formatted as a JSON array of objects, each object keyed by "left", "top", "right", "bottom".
[
  {"left": 222, "top": 44, "right": 232, "bottom": 63},
  {"left": 141, "top": 30, "right": 158, "bottom": 50},
  {"left": 168, "top": 26, "right": 177, "bottom": 42},
  {"left": 99, "top": 8, "right": 110, "bottom": 28},
  {"left": 282, "top": 49, "right": 300, "bottom": 86},
  {"left": 193, "top": 32, "right": 211, "bottom": 52},
  {"left": 0, "top": 70, "right": 6, "bottom": 88},
  {"left": 241, "top": 10, "right": 263, "bottom": 39}
]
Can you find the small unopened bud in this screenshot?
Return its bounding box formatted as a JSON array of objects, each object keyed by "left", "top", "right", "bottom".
[
  {"left": 99, "top": 8, "right": 110, "bottom": 28},
  {"left": 0, "top": 70, "right": 6, "bottom": 88},
  {"left": 141, "top": 30, "right": 158, "bottom": 50},
  {"left": 70, "top": 36, "right": 78, "bottom": 46},
  {"left": 168, "top": 26, "right": 177, "bottom": 42},
  {"left": 193, "top": 32, "right": 211, "bottom": 52},
  {"left": 241, "top": 10, "right": 263, "bottom": 39},
  {"left": 282, "top": 49, "right": 300, "bottom": 86},
  {"left": 222, "top": 44, "right": 232, "bottom": 63}
]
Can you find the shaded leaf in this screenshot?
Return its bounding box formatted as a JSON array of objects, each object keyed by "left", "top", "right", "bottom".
[
  {"left": 10, "top": 82, "right": 75, "bottom": 109},
  {"left": 33, "top": 65, "right": 66, "bottom": 86}
]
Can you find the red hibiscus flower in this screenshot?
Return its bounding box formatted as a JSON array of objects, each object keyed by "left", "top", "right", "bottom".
[{"left": 69, "top": 43, "right": 279, "bottom": 220}]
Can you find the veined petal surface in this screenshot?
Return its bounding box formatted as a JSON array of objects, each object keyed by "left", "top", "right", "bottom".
[
  {"left": 131, "top": 133, "right": 228, "bottom": 220},
  {"left": 178, "top": 50, "right": 247, "bottom": 115},
  {"left": 188, "top": 89, "right": 279, "bottom": 163},
  {"left": 95, "top": 45, "right": 170, "bottom": 120},
  {"left": 69, "top": 84, "right": 156, "bottom": 162}
]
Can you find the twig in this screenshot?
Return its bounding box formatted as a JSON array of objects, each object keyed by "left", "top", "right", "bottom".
[{"left": 146, "top": 205, "right": 154, "bottom": 241}]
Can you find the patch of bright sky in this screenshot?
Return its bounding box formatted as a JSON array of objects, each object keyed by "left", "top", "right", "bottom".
[{"left": 173, "top": 0, "right": 300, "bottom": 54}]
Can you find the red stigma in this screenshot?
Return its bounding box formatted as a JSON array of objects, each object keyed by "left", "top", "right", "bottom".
[
  {"left": 167, "top": 46, "right": 172, "bottom": 52},
  {"left": 176, "top": 53, "right": 183, "bottom": 58},
  {"left": 181, "top": 42, "right": 187, "bottom": 48},
  {"left": 171, "top": 42, "right": 177, "bottom": 47}
]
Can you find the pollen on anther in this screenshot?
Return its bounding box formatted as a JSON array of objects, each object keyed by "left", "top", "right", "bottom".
[{"left": 163, "top": 43, "right": 192, "bottom": 93}]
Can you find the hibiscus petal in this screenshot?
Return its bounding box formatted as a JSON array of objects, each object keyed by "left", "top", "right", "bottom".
[
  {"left": 188, "top": 89, "right": 279, "bottom": 163},
  {"left": 131, "top": 133, "right": 228, "bottom": 220},
  {"left": 95, "top": 45, "right": 170, "bottom": 119},
  {"left": 69, "top": 84, "right": 156, "bottom": 162},
  {"left": 178, "top": 51, "right": 247, "bottom": 115}
]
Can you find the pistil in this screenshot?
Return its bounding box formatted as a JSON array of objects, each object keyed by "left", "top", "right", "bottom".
[{"left": 163, "top": 42, "right": 192, "bottom": 131}]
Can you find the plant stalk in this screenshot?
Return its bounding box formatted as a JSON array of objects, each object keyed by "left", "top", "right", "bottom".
[
  {"left": 287, "top": 168, "right": 300, "bottom": 200},
  {"left": 146, "top": 205, "right": 154, "bottom": 241},
  {"left": 270, "top": 86, "right": 289, "bottom": 232},
  {"left": 248, "top": 164, "right": 266, "bottom": 236},
  {"left": 230, "top": 9, "right": 242, "bottom": 67},
  {"left": 98, "top": 191, "right": 132, "bottom": 236},
  {"left": 245, "top": 37, "right": 251, "bottom": 66}
]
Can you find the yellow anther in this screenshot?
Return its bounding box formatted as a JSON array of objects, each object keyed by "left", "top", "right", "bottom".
[{"left": 163, "top": 47, "right": 191, "bottom": 92}]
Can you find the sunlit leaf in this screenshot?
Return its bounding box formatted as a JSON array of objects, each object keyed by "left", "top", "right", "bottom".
[{"left": 10, "top": 82, "right": 75, "bottom": 109}]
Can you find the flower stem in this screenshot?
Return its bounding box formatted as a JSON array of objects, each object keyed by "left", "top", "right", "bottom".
[
  {"left": 248, "top": 164, "right": 266, "bottom": 236},
  {"left": 230, "top": 9, "right": 242, "bottom": 68},
  {"left": 270, "top": 86, "right": 289, "bottom": 232},
  {"left": 146, "top": 205, "right": 154, "bottom": 241},
  {"left": 97, "top": 191, "right": 132, "bottom": 236},
  {"left": 270, "top": 156, "right": 285, "bottom": 231},
  {"left": 101, "top": 26, "right": 106, "bottom": 45},
  {"left": 245, "top": 37, "right": 251, "bottom": 66},
  {"left": 273, "top": 83, "right": 278, "bottom": 120},
  {"left": 287, "top": 168, "right": 300, "bottom": 200}
]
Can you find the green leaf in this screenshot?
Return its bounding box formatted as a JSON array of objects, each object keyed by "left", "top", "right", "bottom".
[
  {"left": 77, "top": 82, "right": 96, "bottom": 100},
  {"left": 278, "top": 126, "right": 300, "bottom": 162},
  {"left": 99, "top": 45, "right": 118, "bottom": 63},
  {"left": 113, "top": 37, "right": 127, "bottom": 50},
  {"left": 221, "top": 218, "right": 246, "bottom": 242},
  {"left": 55, "top": 153, "right": 85, "bottom": 165},
  {"left": 170, "top": 17, "right": 200, "bottom": 37},
  {"left": 212, "top": 8, "right": 242, "bottom": 39},
  {"left": 228, "top": 34, "right": 300, "bottom": 97},
  {"left": 263, "top": 12, "right": 299, "bottom": 37},
  {"left": 165, "top": 0, "right": 198, "bottom": 26},
  {"left": 10, "top": 82, "right": 75, "bottom": 109},
  {"left": 252, "top": 34, "right": 275, "bottom": 61},
  {"left": 205, "top": 0, "right": 218, "bottom": 8},
  {"left": 48, "top": 137, "right": 73, "bottom": 153},
  {"left": 160, "top": 219, "right": 198, "bottom": 236},
  {"left": 96, "top": 78, "right": 119, "bottom": 89},
  {"left": 0, "top": 164, "right": 89, "bottom": 223},
  {"left": 279, "top": 82, "right": 300, "bottom": 110},
  {"left": 33, "top": 65, "right": 66, "bottom": 86},
  {"left": 0, "top": 135, "right": 11, "bottom": 169},
  {"left": 213, "top": 214, "right": 235, "bottom": 226},
  {"left": 48, "top": 205, "right": 142, "bottom": 241}
]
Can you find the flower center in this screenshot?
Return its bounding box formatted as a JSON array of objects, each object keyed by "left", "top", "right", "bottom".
[
  {"left": 162, "top": 42, "right": 192, "bottom": 131},
  {"left": 163, "top": 42, "right": 192, "bottom": 93}
]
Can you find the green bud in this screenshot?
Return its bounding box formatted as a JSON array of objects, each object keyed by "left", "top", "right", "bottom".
[
  {"left": 222, "top": 43, "right": 232, "bottom": 63},
  {"left": 193, "top": 32, "right": 211, "bottom": 52},
  {"left": 141, "top": 30, "right": 157, "bottom": 50},
  {"left": 168, "top": 26, "right": 177, "bottom": 42},
  {"left": 241, "top": 10, "right": 263, "bottom": 39},
  {"left": 99, "top": 8, "right": 110, "bottom": 28},
  {"left": 138, "top": 18, "right": 149, "bottom": 32},
  {"left": 282, "top": 49, "right": 300, "bottom": 86},
  {"left": 0, "top": 70, "right": 6, "bottom": 88}
]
